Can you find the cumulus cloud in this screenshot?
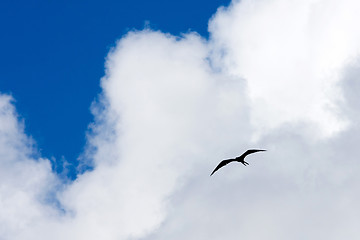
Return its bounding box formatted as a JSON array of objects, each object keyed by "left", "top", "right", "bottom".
[
  {"left": 1, "top": 0, "right": 360, "bottom": 239},
  {"left": 51, "top": 30, "right": 251, "bottom": 240},
  {"left": 0, "top": 95, "right": 60, "bottom": 239},
  {"left": 209, "top": 0, "right": 360, "bottom": 138}
]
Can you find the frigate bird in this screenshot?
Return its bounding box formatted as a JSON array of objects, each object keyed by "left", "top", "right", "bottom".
[{"left": 210, "top": 149, "right": 266, "bottom": 176}]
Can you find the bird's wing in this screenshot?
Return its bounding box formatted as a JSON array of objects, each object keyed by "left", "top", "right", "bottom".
[
  {"left": 210, "top": 159, "right": 234, "bottom": 176},
  {"left": 238, "top": 149, "right": 266, "bottom": 159}
]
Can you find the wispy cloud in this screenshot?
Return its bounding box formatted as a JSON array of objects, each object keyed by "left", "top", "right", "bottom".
[{"left": 1, "top": 0, "right": 360, "bottom": 239}]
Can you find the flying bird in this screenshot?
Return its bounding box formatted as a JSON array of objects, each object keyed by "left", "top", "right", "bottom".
[{"left": 210, "top": 149, "right": 266, "bottom": 176}]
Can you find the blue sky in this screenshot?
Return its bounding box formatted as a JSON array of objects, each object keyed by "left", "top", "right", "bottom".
[
  {"left": 1, "top": 0, "right": 360, "bottom": 239},
  {"left": 0, "top": 0, "right": 229, "bottom": 178}
]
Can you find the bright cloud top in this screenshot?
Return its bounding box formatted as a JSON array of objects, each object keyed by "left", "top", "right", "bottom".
[
  {"left": 210, "top": 0, "right": 360, "bottom": 138},
  {"left": 1, "top": 0, "right": 360, "bottom": 239}
]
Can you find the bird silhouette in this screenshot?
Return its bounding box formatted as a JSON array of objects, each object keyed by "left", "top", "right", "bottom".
[{"left": 210, "top": 149, "right": 266, "bottom": 176}]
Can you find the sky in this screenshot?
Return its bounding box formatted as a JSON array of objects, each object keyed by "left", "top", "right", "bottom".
[
  {"left": 0, "top": 0, "right": 228, "bottom": 177},
  {"left": 1, "top": 0, "right": 360, "bottom": 239}
]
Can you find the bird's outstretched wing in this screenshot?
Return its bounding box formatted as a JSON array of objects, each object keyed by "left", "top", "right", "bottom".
[
  {"left": 238, "top": 149, "right": 266, "bottom": 159},
  {"left": 210, "top": 159, "right": 234, "bottom": 176}
]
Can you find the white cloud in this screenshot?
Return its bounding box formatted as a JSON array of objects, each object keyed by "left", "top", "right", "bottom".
[
  {"left": 209, "top": 0, "right": 360, "bottom": 138},
  {"left": 52, "top": 30, "right": 251, "bottom": 239},
  {"left": 0, "top": 95, "right": 60, "bottom": 239},
  {"left": 2, "top": 0, "right": 360, "bottom": 239}
]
